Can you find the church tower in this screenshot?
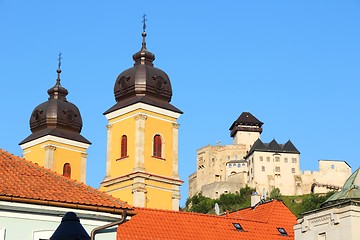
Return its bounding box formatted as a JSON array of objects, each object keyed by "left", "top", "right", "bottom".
[
  {"left": 100, "top": 26, "right": 183, "bottom": 210},
  {"left": 19, "top": 57, "right": 91, "bottom": 182}
]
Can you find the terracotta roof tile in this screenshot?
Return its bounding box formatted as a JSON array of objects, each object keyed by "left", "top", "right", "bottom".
[
  {"left": 117, "top": 201, "right": 296, "bottom": 240},
  {"left": 227, "top": 200, "right": 296, "bottom": 228},
  {"left": 0, "top": 148, "right": 132, "bottom": 210}
]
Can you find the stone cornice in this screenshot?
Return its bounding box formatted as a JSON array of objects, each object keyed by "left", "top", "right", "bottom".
[{"left": 101, "top": 171, "right": 183, "bottom": 187}]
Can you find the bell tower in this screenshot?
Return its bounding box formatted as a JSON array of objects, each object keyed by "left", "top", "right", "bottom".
[
  {"left": 19, "top": 55, "right": 91, "bottom": 182},
  {"left": 100, "top": 24, "right": 183, "bottom": 210}
]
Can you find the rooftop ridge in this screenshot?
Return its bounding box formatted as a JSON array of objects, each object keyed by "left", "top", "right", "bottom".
[{"left": 135, "top": 206, "right": 278, "bottom": 223}]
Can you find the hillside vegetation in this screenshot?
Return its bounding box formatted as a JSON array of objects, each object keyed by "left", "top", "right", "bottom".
[{"left": 184, "top": 187, "right": 335, "bottom": 218}]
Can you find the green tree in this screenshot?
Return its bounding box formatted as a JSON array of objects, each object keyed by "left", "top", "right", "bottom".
[
  {"left": 270, "top": 188, "right": 282, "bottom": 200},
  {"left": 185, "top": 193, "right": 215, "bottom": 213},
  {"left": 184, "top": 186, "right": 256, "bottom": 214},
  {"left": 299, "top": 191, "right": 335, "bottom": 214}
]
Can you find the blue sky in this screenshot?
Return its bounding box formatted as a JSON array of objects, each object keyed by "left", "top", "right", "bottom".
[{"left": 1, "top": 1, "right": 360, "bottom": 207}]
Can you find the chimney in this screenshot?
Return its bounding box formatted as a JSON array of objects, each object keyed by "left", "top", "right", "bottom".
[{"left": 251, "top": 192, "right": 261, "bottom": 207}]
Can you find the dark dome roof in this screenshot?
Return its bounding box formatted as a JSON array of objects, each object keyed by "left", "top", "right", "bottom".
[
  {"left": 111, "top": 32, "right": 175, "bottom": 109},
  {"left": 20, "top": 69, "right": 90, "bottom": 145}
]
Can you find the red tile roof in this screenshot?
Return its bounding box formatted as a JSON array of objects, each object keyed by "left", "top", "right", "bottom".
[
  {"left": 0, "top": 149, "right": 133, "bottom": 211},
  {"left": 117, "top": 201, "right": 296, "bottom": 240},
  {"left": 227, "top": 200, "right": 297, "bottom": 227}
]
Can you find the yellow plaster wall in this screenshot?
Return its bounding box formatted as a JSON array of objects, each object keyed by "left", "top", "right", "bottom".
[
  {"left": 101, "top": 181, "right": 134, "bottom": 206},
  {"left": 108, "top": 112, "right": 136, "bottom": 178},
  {"left": 52, "top": 143, "right": 84, "bottom": 181},
  {"left": 22, "top": 145, "right": 46, "bottom": 166},
  {"left": 145, "top": 184, "right": 173, "bottom": 209},
  {"left": 105, "top": 107, "right": 180, "bottom": 210},
  {"left": 144, "top": 113, "right": 174, "bottom": 177},
  {"left": 22, "top": 140, "right": 87, "bottom": 182},
  {"left": 107, "top": 108, "right": 177, "bottom": 178}
]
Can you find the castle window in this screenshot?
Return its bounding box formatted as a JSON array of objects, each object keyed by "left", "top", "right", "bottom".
[
  {"left": 238, "top": 164, "right": 241, "bottom": 168},
  {"left": 121, "top": 135, "right": 127, "bottom": 158},
  {"left": 260, "top": 156, "right": 263, "bottom": 161},
  {"left": 292, "top": 158, "right": 297, "bottom": 163},
  {"left": 229, "top": 164, "right": 232, "bottom": 168},
  {"left": 291, "top": 168, "right": 296, "bottom": 173},
  {"left": 63, "top": 163, "right": 71, "bottom": 178},
  {"left": 153, "top": 134, "right": 162, "bottom": 158},
  {"left": 262, "top": 166, "right": 265, "bottom": 171},
  {"left": 266, "top": 157, "right": 270, "bottom": 162},
  {"left": 331, "top": 164, "right": 335, "bottom": 169},
  {"left": 275, "top": 156, "right": 280, "bottom": 162},
  {"left": 275, "top": 166, "right": 280, "bottom": 172},
  {"left": 284, "top": 157, "right": 288, "bottom": 163}
]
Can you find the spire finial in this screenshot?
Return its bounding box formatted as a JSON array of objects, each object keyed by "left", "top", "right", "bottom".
[
  {"left": 141, "top": 14, "right": 147, "bottom": 48},
  {"left": 57, "top": 52, "right": 62, "bottom": 82},
  {"left": 142, "top": 14, "right": 147, "bottom": 33}
]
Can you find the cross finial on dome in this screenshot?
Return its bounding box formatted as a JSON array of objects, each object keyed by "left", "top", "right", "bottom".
[
  {"left": 142, "top": 14, "right": 147, "bottom": 33},
  {"left": 141, "top": 14, "right": 148, "bottom": 49},
  {"left": 57, "top": 52, "right": 62, "bottom": 83}
]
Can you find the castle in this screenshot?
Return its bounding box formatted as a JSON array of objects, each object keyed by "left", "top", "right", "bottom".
[{"left": 189, "top": 112, "right": 351, "bottom": 199}]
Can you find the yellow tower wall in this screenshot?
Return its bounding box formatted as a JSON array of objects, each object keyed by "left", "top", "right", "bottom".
[
  {"left": 20, "top": 138, "right": 89, "bottom": 182},
  {"left": 107, "top": 111, "right": 136, "bottom": 178},
  {"left": 101, "top": 104, "right": 182, "bottom": 210}
]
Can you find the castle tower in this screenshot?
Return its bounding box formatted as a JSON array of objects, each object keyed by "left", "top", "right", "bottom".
[
  {"left": 19, "top": 57, "right": 91, "bottom": 182},
  {"left": 99, "top": 27, "right": 183, "bottom": 210},
  {"left": 229, "top": 112, "right": 263, "bottom": 151}
]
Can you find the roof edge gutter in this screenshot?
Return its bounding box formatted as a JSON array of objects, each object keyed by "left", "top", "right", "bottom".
[
  {"left": 0, "top": 196, "right": 136, "bottom": 216},
  {"left": 91, "top": 210, "right": 127, "bottom": 240}
]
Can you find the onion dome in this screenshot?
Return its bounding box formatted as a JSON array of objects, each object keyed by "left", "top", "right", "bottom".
[
  {"left": 104, "top": 30, "right": 182, "bottom": 115},
  {"left": 20, "top": 66, "right": 90, "bottom": 145}
]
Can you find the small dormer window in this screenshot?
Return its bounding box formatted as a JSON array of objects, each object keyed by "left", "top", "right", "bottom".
[
  {"left": 277, "top": 228, "right": 288, "bottom": 236},
  {"left": 233, "top": 222, "right": 244, "bottom": 231}
]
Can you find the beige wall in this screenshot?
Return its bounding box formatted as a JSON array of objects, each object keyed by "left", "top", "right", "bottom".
[
  {"left": 300, "top": 160, "right": 351, "bottom": 195},
  {"left": 247, "top": 151, "right": 300, "bottom": 196},
  {"left": 193, "top": 144, "right": 248, "bottom": 195},
  {"left": 200, "top": 181, "right": 246, "bottom": 199},
  {"left": 233, "top": 130, "right": 260, "bottom": 149}
]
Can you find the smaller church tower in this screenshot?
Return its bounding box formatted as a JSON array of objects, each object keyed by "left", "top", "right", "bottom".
[
  {"left": 229, "top": 112, "right": 263, "bottom": 151},
  {"left": 100, "top": 23, "right": 183, "bottom": 210},
  {"left": 19, "top": 56, "right": 91, "bottom": 182}
]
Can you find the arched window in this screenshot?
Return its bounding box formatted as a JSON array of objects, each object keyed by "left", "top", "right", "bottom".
[
  {"left": 121, "top": 135, "right": 127, "bottom": 158},
  {"left": 153, "top": 134, "right": 162, "bottom": 158},
  {"left": 63, "top": 163, "right": 71, "bottom": 178}
]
